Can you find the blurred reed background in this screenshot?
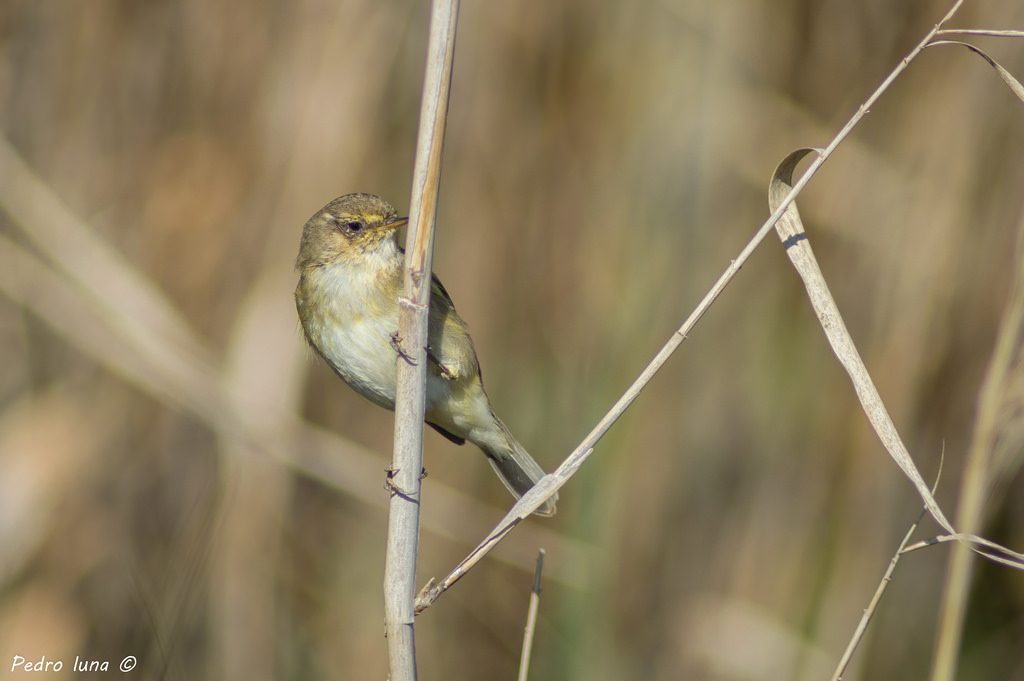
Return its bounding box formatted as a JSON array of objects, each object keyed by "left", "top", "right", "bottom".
[{"left": 1, "top": 0, "right": 1023, "bottom": 679}]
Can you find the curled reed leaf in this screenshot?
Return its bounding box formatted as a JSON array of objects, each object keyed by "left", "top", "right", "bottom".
[{"left": 768, "top": 148, "right": 1024, "bottom": 570}]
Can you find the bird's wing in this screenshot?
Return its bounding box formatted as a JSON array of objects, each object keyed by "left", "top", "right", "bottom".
[
  {"left": 395, "top": 248, "right": 483, "bottom": 384},
  {"left": 426, "top": 272, "right": 483, "bottom": 383}
]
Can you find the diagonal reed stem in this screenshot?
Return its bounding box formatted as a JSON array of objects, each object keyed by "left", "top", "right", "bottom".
[{"left": 413, "top": 0, "right": 966, "bottom": 615}]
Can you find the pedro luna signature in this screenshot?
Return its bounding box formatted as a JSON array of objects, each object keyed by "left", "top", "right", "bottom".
[{"left": 11, "top": 654, "right": 137, "bottom": 673}]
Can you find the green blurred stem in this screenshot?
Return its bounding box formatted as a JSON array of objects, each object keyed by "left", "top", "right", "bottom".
[{"left": 929, "top": 212, "right": 1024, "bottom": 681}]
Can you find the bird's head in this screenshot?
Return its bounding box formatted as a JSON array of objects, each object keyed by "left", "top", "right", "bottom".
[{"left": 296, "top": 193, "right": 408, "bottom": 270}]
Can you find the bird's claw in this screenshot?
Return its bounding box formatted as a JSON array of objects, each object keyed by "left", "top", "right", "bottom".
[
  {"left": 384, "top": 465, "right": 415, "bottom": 498},
  {"left": 426, "top": 344, "right": 456, "bottom": 380},
  {"left": 390, "top": 332, "right": 418, "bottom": 366}
]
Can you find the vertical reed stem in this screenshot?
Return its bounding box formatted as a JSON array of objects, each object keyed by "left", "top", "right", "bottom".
[{"left": 383, "top": 1, "right": 460, "bottom": 679}]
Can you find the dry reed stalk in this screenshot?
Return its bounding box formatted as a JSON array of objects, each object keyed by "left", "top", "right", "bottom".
[
  {"left": 936, "top": 29, "right": 1024, "bottom": 38},
  {"left": 384, "top": 1, "right": 460, "bottom": 678},
  {"left": 830, "top": 512, "right": 926, "bottom": 680},
  {"left": 516, "top": 550, "right": 545, "bottom": 681},
  {"left": 829, "top": 460, "right": 943, "bottom": 680}
]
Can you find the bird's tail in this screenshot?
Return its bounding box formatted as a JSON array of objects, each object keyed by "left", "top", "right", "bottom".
[{"left": 480, "top": 416, "right": 557, "bottom": 517}]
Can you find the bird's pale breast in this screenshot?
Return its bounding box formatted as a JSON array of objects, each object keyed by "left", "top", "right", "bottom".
[{"left": 299, "top": 260, "right": 402, "bottom": 409}]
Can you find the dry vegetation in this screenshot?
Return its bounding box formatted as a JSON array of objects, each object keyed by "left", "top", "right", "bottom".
[{"left": 1, "top": 1, "right": 1023, "bottom": 680}]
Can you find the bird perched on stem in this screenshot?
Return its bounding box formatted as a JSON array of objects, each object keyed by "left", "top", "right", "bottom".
[{"left": 295, "top": 193, "right": 556, "bottom": 516}]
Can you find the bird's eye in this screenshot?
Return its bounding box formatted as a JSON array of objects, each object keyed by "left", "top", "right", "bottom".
[{"left": 338, "top": 220, "right": 363, "bottom": 233}]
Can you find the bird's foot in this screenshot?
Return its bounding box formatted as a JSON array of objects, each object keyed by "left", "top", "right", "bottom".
[
  {"left": 426, "top": 344, "right": 456, "bottom": 380},
  {"left": 390, "top": 332, "right": 418, "bottom": 366},
  {"left": 384, "top": 465, "right": 416, "bottom": 499},
  {"left": 383, "top": 465, "right": 427, "bottom": 499}
]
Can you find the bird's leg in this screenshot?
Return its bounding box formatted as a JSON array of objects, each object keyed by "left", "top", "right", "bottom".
[{"left": 426, "top": 345, "right": 456, "bottom": 380}]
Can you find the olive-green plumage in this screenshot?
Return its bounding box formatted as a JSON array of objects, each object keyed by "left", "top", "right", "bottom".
[{"left": 295, "top": 193, "right": 556, "bottom": 516}]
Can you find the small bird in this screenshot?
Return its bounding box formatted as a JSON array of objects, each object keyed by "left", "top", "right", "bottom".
[{"left": 295, "top": 193, "right": 556, "bottom": 516}]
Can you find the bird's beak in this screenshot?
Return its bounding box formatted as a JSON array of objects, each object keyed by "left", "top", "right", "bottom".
[{"left": 386, "top": 216, "right": 409, "bottom": 230}]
